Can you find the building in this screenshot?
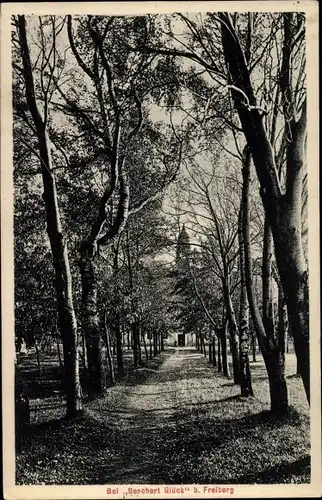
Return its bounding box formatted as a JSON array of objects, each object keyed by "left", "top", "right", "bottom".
[{"left": 166, "top": 330, "right": 195, "bottom": 347}]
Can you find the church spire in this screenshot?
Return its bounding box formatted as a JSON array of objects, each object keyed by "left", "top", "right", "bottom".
[{"left": 176, "top": 224, "right": 190, "bottom": 262}]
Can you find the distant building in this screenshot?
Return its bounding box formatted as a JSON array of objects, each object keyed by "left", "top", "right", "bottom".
[
  {"left": 166, "top": 330, "right": 195, "bottom": 347},
  {"left": 176, "top": 223, "right": 190, "bottom": 261}
]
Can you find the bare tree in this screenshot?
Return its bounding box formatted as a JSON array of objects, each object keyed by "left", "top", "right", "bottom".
[
  {"left": 242, "top": 147, "right": 288, "bottom": 414},
  {"left": 183, "top": 162, "right": 241, "bottom": 384}
]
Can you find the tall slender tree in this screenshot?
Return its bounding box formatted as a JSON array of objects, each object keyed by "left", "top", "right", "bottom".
[
  {"left": 238, "top": 201, "right": 254, "bottom": 397},
  {"left": 14, "top": 15, "right": 82, "bottom": 416},
  {"left": 242, "top": 147, "right": 288, "bottom": 414}
]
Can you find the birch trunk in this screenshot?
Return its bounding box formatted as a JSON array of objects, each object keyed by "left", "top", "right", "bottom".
[{"left": 238, "top": 205, "right": 254, "bottom": 397}]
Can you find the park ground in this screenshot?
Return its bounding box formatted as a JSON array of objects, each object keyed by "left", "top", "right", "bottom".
[{"left": 16, "top": 347, "right": 310, "bottom": 485}]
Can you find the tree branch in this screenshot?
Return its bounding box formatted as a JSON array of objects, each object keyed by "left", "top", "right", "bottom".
[
  {"left": 67, "top": 15, "right": 95, "bottom": 81},
  {"left": 96, "top": 170, "right": 130, "bottom": 246}
]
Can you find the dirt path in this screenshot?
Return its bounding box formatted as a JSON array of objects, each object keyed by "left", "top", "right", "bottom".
[
  {"left": 83, "top": 347, "right": 309, "bottom": 485},
  {"left": 86, "top": 347, "right": 224, "bottom": 483}
]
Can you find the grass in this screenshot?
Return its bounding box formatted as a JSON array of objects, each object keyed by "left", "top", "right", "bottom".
[{"left": 16, "top": 347, "right": 310, "bottom": 485}]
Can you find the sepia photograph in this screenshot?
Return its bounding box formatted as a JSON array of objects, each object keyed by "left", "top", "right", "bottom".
[{"left": 1, "top": 1, "right": 320, "bottom": 498}]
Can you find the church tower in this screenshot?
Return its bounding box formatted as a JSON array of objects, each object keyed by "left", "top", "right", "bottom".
[{"left": 176, "top": 224, "right": 190, "bottom": 263}]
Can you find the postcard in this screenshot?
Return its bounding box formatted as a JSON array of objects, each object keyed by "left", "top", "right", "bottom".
[{"left": 1, "top": 1, "right": 320, "bottom": 499}]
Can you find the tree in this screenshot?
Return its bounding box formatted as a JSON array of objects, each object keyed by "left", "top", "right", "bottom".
[
  {"left": 242, "top": 147, "right": 288, "bottom": 414},
  {"left": 14, "top": 15, "right": 82, "bottom": 416},
  {"left": 58, "top": 15, "right": 186, "bottom": 393},
  {"left": 219, "top": 12, "right": 309, "bottom": 402},
  {"left": 181, "top": 159, "right": 241, "bottom": 384}
]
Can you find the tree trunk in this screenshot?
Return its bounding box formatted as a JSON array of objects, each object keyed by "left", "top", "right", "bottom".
[
  {"left": 137, "top": 324, "right": 142, "bottom": 365},
  {"left": 142, "top": 330, "right": 149, "bottom": 363},
  {"left": 56, "top": 333, "right": 63, "bottom": 368},
  {"left": 161, "top": 335, "right": 164, "bottom": 352},
  {"left": 286, "top": 331, "right": 289, "bottom": 353},
  {"left": 133, "top": 326, "right": 138, "bottom": 366},
  {"left": 212, "top": 336, "right": 217, "bottom": 368},
  {"left": 251, "top": 332, "right": 257, "bottom": 363},
  {"left": 238, "top": 203, "right": 254, "bottom": 397},
  {"left": 104, "top": 310, "right": 115, "bottom": 385},
  {"left": 34, "top": 340, "right": 41, "bottom": 377},
  {"left": 278, "top": 278, "right": 289, "bottom": 358},
  {"left": 296, "top": 357, "right": 301, "bottom": 375},
  {"left": 114, "top": 315, "right": 124, "bottom": 378},
  {"left": 133, "top": 322, "right": 141, "bottom": 367},
  {"left": 149, "top": 334, "right": 153, "bottom": 359},
  {"left": 152, "top": 332, "right": 156, "bottom": 357},
  {"left": 81, "top": 328, "right": 87, "bottom": 369},
  {"left": 17, "top": 15, "right": 82, "bottom": 417},
  {"left": 262, "top": 219, "right": 275, "bottom": 338},
  {"left": 126, "top": 231, "right": 141, "bottom": 368},
  {"left": 111, "top": 241, "right": 123, "bottom": 379},
  {"left": 80, "top": 243, "right": 106, "bottom": 394},
  {"left": 266, "top": 351, "right": 289, "bottom": 414},
  {"left": 274, "top": 230, "right": 309, "bottom": 399},
  {"left": 239, "top": 320, "right": 254, "bottom": 397},
  {"left": 217, "top": 332, "right": 222, "bottom": 372},
  {"left": 223, "top": 282, "right": 240, "bottom": 383},
  {"left": 241, "top": 147, "right": 288, "bottom": 414},
  {"left": 220, "top": 326, "right": 230, "bottom": 378},
  {"left": 209, "top": 343, "right": 212, "bottom": 363}
]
